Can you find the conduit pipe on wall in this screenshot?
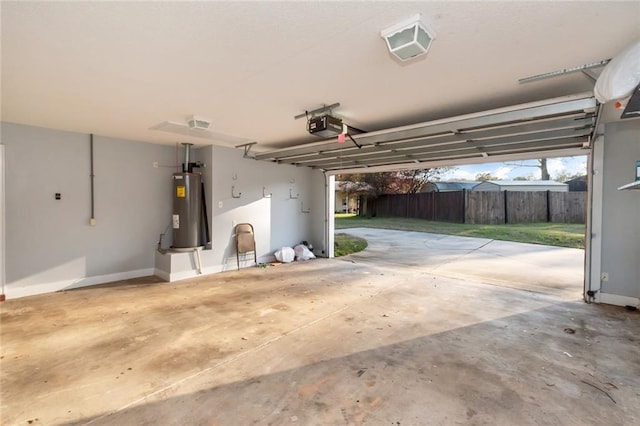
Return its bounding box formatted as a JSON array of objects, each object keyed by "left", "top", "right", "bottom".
[
  {"left": 0, "top": 145, "right": 5, "bottom": 301},
  {"left": 90, "top": 134, "right": 96, "bottom": 225}
]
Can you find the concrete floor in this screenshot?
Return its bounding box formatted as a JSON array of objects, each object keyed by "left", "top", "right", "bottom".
[{"left": 1, "top": 231, "right": 639, "bottom": 425}]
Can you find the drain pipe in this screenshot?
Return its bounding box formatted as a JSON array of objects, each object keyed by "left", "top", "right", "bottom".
[{"left": 194, "top": 247, "right": 203, "bottom": 274}]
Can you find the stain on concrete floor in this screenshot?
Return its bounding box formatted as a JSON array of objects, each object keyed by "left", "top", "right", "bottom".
[{"left": 1, "top": 250, "right": 638, "bottom": 425}]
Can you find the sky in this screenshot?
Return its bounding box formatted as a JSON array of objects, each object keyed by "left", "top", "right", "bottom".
[{"left": 439, "top": 155, "right": 587, "bottom": 181}]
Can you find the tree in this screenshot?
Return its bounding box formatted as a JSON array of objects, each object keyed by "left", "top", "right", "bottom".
[
  {"left": 553, "top": 171, "right": 584, "bottom": 183},
  {"left": 503, "top": 159, "right": 550, "bottom": 180},
  {"left": 341, "top": 167, "right": 453, "bottom": 197},
  {"left": 475, "top": 172, "right": 501, "bottom": 181},
  {"left": 539, "top": 158, "right": 550, "bottom": 180}
]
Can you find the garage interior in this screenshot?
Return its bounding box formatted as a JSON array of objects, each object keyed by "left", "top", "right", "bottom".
[{"left": 1, "top": 2, "right": 639, "bottom": 425}]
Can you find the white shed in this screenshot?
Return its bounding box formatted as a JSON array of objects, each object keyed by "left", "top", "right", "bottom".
[
  {"left": 472, "top": 180, "right": 569, "bottom": 192},
  {"left": 422, "top": 182, "right": 480, "bottom": 192}
]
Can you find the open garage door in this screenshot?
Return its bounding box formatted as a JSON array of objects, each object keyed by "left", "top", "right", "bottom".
[
  {"left": 257, "top": 92, "right": 598, "bottom": 300},
  {"left": 255, "top": 93, "right": 597, "bottom": 172}
]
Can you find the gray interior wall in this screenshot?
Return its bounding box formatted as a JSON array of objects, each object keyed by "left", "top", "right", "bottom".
[
  {"left": 308, "top": 168, "right": 327, "bottom": 257},
  {"left": 201, "top": 145, "right": 322, "bottom": 270},
  {"left": 600, "top": 119, "right": 640, "bottom": 299},
  {"left": 2, "top": 123, "right": 175, "bottom": 297}
]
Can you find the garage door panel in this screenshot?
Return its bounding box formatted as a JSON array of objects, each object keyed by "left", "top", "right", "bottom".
[{"left": 256, "top": 93, "right": 597, "bottom": 172}]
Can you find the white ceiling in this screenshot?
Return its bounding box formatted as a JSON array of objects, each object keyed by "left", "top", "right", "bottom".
[{"left": 2, "top": 1, "right": 639, "bottom": 153}]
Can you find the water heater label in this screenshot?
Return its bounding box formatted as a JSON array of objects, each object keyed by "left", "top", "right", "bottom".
[
  {"left": 172, "top": 214, "right": 179, "bottom": 229},
  {"left": 176, "top": 186, "right": 186, "bottom": 198}
]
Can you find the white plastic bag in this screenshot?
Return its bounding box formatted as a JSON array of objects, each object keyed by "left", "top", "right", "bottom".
[
  {"left": 274, "top": 246, "right": 295, "bottom": 263},
  {"left": 294, "top": 244, "right": 316, "bottom": 261},
  {"left": 594, "top": 39, "right": 640, "bottom": 103}
]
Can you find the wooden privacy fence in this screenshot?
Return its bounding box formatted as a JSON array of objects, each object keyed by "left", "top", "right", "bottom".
[{"left": 364, "top": 190, "right": 585, "bottom": 224}]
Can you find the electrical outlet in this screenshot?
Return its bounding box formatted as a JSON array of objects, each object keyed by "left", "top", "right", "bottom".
[
  {"left": 601, "top": 272, "right": 609, "bottom": 282},
  {"left": 89, "top": 218, "right": 96, "bottom": 226},
  {"left": 153, "top": 161, "right": 159, "bottom": 168}
]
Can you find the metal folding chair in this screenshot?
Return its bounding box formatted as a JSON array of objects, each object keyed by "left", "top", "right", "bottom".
[{"left": 235, "top": 223, "right": 257, "bottom": 270}]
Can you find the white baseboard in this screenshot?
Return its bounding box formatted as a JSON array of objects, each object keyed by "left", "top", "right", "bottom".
[
  {"left": 154, "top": 255, "right": 277, "bottom": 283},
  {"left": 5, "top": 268, "right": 155, "bottom": 299},
  {"left": 154, "top": 269, "right": 171, "bottom": 282},
  {"left": 161, "top": 265, "right": 226, "bottom": 282},
  {"left": 597, "top": 292, "right": 639, "bottom": 308},
  {"left": 5, "top": 254, "right": 291, "bottom": 299}
]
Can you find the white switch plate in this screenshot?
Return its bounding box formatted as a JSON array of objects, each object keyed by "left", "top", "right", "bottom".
[
  {"left": 218, "top": 201, "right": 223, "bottom": 209},
  {"left": 153, "top": 161, "right": 158, "bottom": 168}
]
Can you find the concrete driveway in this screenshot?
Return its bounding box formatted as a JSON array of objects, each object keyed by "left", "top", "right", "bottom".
[{"left": 339, "top": 228, "right": 585, "bottom": 299}]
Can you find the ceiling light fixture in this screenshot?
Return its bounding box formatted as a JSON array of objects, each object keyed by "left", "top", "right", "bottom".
[{"left": 381, "top": 14, "right": 435, "bottom": 62}]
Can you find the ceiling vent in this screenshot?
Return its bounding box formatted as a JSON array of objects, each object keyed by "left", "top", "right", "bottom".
[
  {"left": 381, "top": 14, "right": 435, "bottom": 62},
  {"left": 187, "top": 115, "right": 212, "bottom": 130},
  {"left": 150, "top": 120, "right": 251, "bottom": 144}
]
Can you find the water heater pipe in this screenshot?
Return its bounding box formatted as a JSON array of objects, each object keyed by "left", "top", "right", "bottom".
[
  {"left": 183, "top": 143, "right": 193, "bottom": 171},
  {"left": 194, "top": 247, "right": 203, "bottom": 274},
  {"left": 201, "top": 182, "right": 211, "bottom": 246},
  {"left": 175, "top": 142, "right": 179, "bottom": 173}
]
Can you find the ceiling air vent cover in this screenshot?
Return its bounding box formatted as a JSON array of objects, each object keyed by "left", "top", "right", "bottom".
[{"left": 187, "top": 115, "right": 212, "bottom": 130}]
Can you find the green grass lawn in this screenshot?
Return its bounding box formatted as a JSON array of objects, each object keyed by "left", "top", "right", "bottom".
[
  {"left": 334, "top": 233, "right": 368, "bottom": 256},
  {"left": 335, "top": 213, "right": 358, "bottom": 219},
  {"left": 335, "top": 216, "right": 585, "bottom": 249}
]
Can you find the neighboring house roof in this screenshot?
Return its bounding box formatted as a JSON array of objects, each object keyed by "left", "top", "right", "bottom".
[
  {"left": 473, "top": 180, "right": 569, "bottom": 191},
  {"left": 565, "top": 175, "right": 588, "bottom": 191},
  {"left": 423, "top": 181, "right": 480, "bottom": 192},
  {"left": 479, "top": 180, "right": 567, "bottom": 186}
]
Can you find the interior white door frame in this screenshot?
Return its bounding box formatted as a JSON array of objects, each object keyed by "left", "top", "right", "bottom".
[{"left": 325, "top": 173, "right": 335, "bottom": 258}]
